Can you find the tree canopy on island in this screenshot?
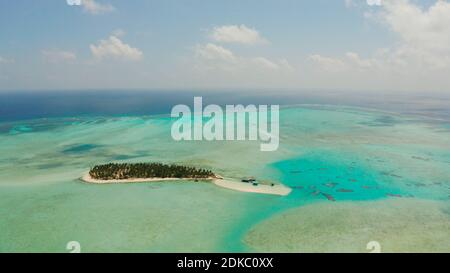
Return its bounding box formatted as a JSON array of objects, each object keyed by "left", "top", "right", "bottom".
[{"left": 89, "top": 162, "right": 215, "bottom": 180}]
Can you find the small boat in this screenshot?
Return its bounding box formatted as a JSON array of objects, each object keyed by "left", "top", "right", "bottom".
[{"left": 241, "top": 177, "right": 256, "bottom": 183}]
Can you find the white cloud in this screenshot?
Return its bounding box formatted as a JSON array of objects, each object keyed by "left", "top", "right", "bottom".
[
  {"left": 111, "top": 29, "right": 126, "bottom": 37},
  {"left": 210, "top": 25, "right": 268, "bottom": 45},
  {"left": 356, "top": 0, "right": 450, "bottom": 71},
  {"left": 367, "top": 0, "right": 382, "bottom": 6},
  {"left": 0, "top": 56, "right": 14, "bottom": 64},
  {"left": 382, "top": 0, "right": 450, "bottom": 58},
  {"left": 304, "top": 1, "right": 450, "bottom": 92},
  {"left": 90, "top": 35, "right": 143, "bottom": 61},
  {"left": 185, "top": 43, "right": 295, "bottom": 88},
  {"left": 313, "top": 1, "right": 450, "bottom": 76},
  {"left": 42, "top": 50, "right": 77, "bottom": 63},
  {"left": 309, "top": 54, "right": 347, "bottom": 72},
  {"left": 345, "top": 52, "right": 379, "bottom": 69},
  {"left": 82, "top": 0, "right": 115, "bottom": 15},
  {"left": 195, "top": 43, "right": 237, "bottom": 63},
  {"left": 310, "top": 51, "right": 381, "bottom": 72},
  {"left": 345, "top": 0, "right": 382, "bottom": 8},
  {"left": 345, "top": 0, "right": 354, "bottom": 8},
  {"left": 252, "top": 57, "right": 280, "bottom": 70},
  {"left": 194, "top": 43, "right": 292, "bottom": 73}
]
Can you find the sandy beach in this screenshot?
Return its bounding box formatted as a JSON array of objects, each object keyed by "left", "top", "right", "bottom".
[
  {"left": 213, "top": 179, "right": 292, "bottom": 196},
  {"left": 82, "top": 173, "right": 291, "bottom": 196},
  {"left": 81, "top": 173, "right": 213, "bottom": 184}
]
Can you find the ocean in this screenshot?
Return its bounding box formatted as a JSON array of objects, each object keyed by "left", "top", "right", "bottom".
[{"left": 0, "top": 90, "right": 449, "bottom": 252}]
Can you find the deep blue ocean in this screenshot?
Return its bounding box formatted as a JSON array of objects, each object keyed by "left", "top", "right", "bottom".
[{"left": 0, "top": 90, "right": 449, "bottom": 122}]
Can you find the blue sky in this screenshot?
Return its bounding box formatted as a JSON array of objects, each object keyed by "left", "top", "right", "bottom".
[{"left": 0, "top": 0, "right": 449, "bottom": 92}]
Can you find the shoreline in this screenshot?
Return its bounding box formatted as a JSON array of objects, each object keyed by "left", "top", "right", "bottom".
[
  {"left": 81, "top": 173, "right": 214, "bottom": 184},
  {"left": 81, "top": 173, "right": 291, "bottom": 196}
]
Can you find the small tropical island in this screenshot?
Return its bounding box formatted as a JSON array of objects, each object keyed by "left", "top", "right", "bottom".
[
  {"left": 83, "top": 162, "right": 218, "bottom": 183},
  {"left": 81, "top": 162, "right": 291, "bottom": 196}
]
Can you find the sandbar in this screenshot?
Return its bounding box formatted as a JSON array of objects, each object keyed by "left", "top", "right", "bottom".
[
  {"left": 81, "top": 173, "right": 291, "bottom": 196},
  {"left": 213, "top": 178, "right": 292, "bottom": 196}
]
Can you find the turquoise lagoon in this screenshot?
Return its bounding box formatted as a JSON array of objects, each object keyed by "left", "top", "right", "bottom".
[{"left": 0, "top": 105, "right": 449, "bottom": 252}]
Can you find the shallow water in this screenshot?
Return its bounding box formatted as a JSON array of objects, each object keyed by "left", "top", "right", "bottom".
[
  {"left": 244, "top": 199, "right": 450, "bottom": 253},
  {"left": 0, "top": 105, "right": 449, "bottom": 252}
]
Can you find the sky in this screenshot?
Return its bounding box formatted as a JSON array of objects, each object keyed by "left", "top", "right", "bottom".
[{"left": 0, "top": 0, "right": 449, "bottom": 93}]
